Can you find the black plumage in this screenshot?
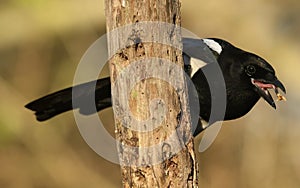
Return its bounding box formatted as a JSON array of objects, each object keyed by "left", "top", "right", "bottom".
[
  {"left": 25, "top": 38, "right": 286, "bottom": 136},
  {"left": 25, "top": 77, "right": 111, "bottom": 121}
]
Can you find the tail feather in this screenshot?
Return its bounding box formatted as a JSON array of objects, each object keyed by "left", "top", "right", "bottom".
[{"left": 25, "top": 77, "right": 112, "bottom": 121}]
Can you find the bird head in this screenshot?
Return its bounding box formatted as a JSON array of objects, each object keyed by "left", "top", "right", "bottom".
[
  {"left": 207, "top": 38, "right": 287, "bottom": 109},
  {"left": 243, "top": 53, "right": 286, "bottom": 109}
]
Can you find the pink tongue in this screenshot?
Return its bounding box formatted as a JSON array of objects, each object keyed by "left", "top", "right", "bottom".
[{"left": 253, "top": 80, "right": 274, "bottom": 89}]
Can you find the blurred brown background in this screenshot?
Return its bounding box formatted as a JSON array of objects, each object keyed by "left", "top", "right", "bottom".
[{"left": 1, "top": 0, "right": 300, "bottom": 187}]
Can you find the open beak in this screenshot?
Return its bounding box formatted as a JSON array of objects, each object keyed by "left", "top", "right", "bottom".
[{"left": 251, "top": 78, "right": 286, "bottom": 109}]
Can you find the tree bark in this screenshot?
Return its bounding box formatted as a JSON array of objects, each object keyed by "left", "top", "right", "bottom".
[{"left": 105, "top": 0, "right": 198, "bottom": 187}]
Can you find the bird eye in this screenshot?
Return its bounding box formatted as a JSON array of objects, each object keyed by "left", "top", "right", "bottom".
[{"left": 245, "top": 65, "right": 256, "bottom": 76}]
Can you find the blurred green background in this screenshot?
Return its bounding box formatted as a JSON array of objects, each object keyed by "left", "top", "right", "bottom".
[{"left": 1, "top": 0, "right": 300, "bottom": 187}]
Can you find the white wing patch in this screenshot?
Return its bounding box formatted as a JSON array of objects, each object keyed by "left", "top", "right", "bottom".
[
  {"left": 200, "top": 118, "right": 209, "bottom": 130},
  {"left": 202, "top": 39, "right": 223, "bottom": 55},
  {"left": 190, "top": 57, "right": 207, "bottom": 77}
]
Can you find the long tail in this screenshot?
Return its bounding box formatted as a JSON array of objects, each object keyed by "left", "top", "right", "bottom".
[{"left": 25, "top": 77, "right": 112, "bottom": 121}]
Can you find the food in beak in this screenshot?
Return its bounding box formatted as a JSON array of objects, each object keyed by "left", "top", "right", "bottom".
[
  {"left": 251, "top": 78, "right": 286, "bottom": 109},
  {"left": 274, "top": 87, "right": 287, "bottom": 101}
]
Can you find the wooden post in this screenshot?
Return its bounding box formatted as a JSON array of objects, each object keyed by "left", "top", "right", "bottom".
[{"left": 105, "top": 0, "right": 198, "bottom": 187}]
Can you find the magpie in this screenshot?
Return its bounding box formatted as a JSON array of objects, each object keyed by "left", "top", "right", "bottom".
[{"left": 25, "top": 38, "right": 286, "bottom": 136}]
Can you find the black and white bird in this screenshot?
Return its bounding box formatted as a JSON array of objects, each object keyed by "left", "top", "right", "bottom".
[{"left": 25, "top": 38, "right": 286, "bottom": 136}]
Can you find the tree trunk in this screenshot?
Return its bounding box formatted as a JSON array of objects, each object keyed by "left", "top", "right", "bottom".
[{"left": 105, "top": 0, "right": 198, "bottom": 187}]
